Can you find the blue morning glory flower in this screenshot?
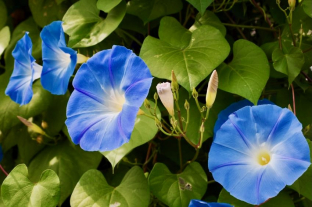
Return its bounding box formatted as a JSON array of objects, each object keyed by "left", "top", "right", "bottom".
[
  {"left": 0, "top": 145, "right": 3, "bottom": 162},
  {"left": 213, "top": 99, "right": 273, "bottom": 137},
  {"left": 208, "top": 105, "right": 311, "bottom": 205},
  {"left": 40, "top": 21, "right": 77, "bottom": 95},
  {"left": 65, "top": 45, "right": 153, "bottom": 151},
  {"left": 5, "top": 33, "right": 42, "bottom": 105},
  {"left": 189, "top": 199, "right": 233, "bottom": 207}
]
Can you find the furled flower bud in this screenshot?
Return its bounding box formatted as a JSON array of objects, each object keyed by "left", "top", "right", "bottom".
[
  {"left": 206, "top": 70, "right": 218, "bottom": 108},
  {"left": 192, "top": 88, "right": 198, "bottom": 99},
  {"left": 144, "top": 99, "right": 151, "bottom": 109},
  {"left": 17, "top": 116, "right": 47, "bottom": 136},
  {"left": 288, "top": 0, "right": 296, "bottom": 10},
  {"left": 156, "top": 82, "right": 174, "bottom": 116},
  {"left": 171, "top": 70, "right": 179, "bottom": 93},
  {"left": 184, "top": 100, "right": 190, "bottom": 110}
]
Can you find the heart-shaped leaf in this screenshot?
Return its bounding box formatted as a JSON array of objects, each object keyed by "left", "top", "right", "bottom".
[
  {"left": 102, "top": 101, "right": 160, "bottom": 170},
  {"left": 127, "top": 0, "right": 183, "bottom": 24},
  {"left": 62, "top": 0, "right": 126, "bottom": 48},
  {"left": 28, "top": 140, "right": 102, "bottom": 205},
  {"left": 1, "top": 164, "right": 60, "bottom": 207},
  {"left": 272, "top": 47, "right": 304, "bottom": 85},
  {"left": 190, "top": 10, "right": 226, "bottom": 36},
  {"left": 218, "top": 39, "right": 270, "bottom": 105},
  {"left": 186, "top": 0, "right": 213, "bottom": 16},
  {"left": 218, "top": 188, "right": 295, "bottom": 207},
  {"left": 140, "top": 16, "right": 230, "bottom": 91},
  {"left": 148, "top": 162, "right": 207, "bottom": 207},
  {"left": 70, "top": 166, "right": 150, "bottom": 207}
]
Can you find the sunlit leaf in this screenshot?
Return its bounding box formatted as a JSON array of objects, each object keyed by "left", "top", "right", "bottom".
[
  {"left": 70, "top": 167, "right": 150, "bottom": 207},
  {"left": 186, "top": 0, "right": 213, "bottom": 16},
  {"left": 28, "top": 140, "right": 102, "bottom": 205},
  {"left": 140, "top": 16, "right": 230, "bottom": 91},
  {"left": 217, "top": 39, "right": 270, "bottom": 105},
  {"left": 0, "top": 26, "right": 10, "bottom": 56},
  {"left": 1, "top": 164, "right": 60, "bottom": 207},
  {"left": 148, "top": 162, "right": 207, "bottom": 207},
  {"left": 63, "top": 0, "right": 126, "bottom": 48},
  {"left": 97, "top": 0, "right": 121, "bottom": 13}
]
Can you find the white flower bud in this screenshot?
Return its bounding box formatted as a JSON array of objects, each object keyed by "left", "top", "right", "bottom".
[
  {"left": 156, "top": 82, "right": 174, "bottom": 116},
  {"left": 206, "top": 70, "right": 218, "bottom": 108}
]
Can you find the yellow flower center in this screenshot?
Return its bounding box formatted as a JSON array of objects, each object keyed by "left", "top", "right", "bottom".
[{"left": 257, "top": 150, "right": 271, "bottom": 165}]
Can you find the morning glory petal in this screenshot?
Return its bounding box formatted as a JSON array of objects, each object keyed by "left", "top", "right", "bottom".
[
  {"left": 40, "top": 21, "right": 77, "bottom": 95},
  {"left": 209, "top": 104, "right": 311, "bottom": 205},
  {"left": 66, "top": 45, "right": 153, "bottom": 152},
  {"left": 213, "top": 99, "right": 273, "bottom": 137},
  {"left": 189, "top": 199, "right": 233, "bottom": 207},
  {"left": 5, "top": 33, "right": 40, "bottom": 105}
]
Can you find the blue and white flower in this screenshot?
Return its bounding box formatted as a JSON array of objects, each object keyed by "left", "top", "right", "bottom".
[
  {"left": 40, "top": 21, "right": 77, "bottom": 95},
  {"left": 5, "top": 33, "right": 42, "bottom": 105},
  {"left": 189, "top": 199, "right": 232, "bottom": 207},
  {"left": 209, "top": 104, "right": 311, "bottom": 205},
  {"left": 65, "top": 45, "right": 153, "bottom": 151}
]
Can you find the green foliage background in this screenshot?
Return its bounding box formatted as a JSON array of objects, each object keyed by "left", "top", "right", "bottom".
[{"left": 0, "top": 0, "right": 311, "bottom": 206}]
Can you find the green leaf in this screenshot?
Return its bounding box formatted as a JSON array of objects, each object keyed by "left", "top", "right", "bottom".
[
  {"left": 190, "top": 10, "right": 226, "bottom": 36},
  {"left": 0, "top": 0, "right": 7, "bottom": 29},
  {"left": 140, "top": 16, "right": 230, "bottom": 91},
  {"left": 28, "top": 140, "right": 102, "bottom": 205},
  {"left": 4, "top": 17, "right": 41, "bottom": 71},
  {"left": 290, "top": 139, "right": 312, "bottom": 201},
  {"left": 102, "top": 101, "right": 160, "bottom": 169},
  {"left": 0, "top": 78, "right": 54, "bottom": 135},
  {"left": 218, "top": 39, "right": 270, "bottom": 105},
  {"left": 28, "top": 0, "right": 69, "bottom": 27},
  {"left": 186, "top": 0, "right": 213, "bottom": 16},
  {"left": 0, "top": 26, "right": 10, "bottom": 56},
  {"left": 218, "top": 188, "right": 295, "bottom": 207},
  {"left": 127, "top": 0, "right": 183, "bottom": 24},
  {"left": 272, "top": 47, "right": 305, "bottom": 85},
  {"left": 62, "top": 0, "right": 126, "bottom": 48},
  {"left": 1, "top": 164, "right": 60, "bottom": 207},
  {"left": 42, "top": 93, "right": 70, "bottom": 136},
  {"left": 97, "top": 0, "right": 122, "bottom": 13},
  {"left": 303, "top": 0, "right": 312, "bottom": 18},
  {"left": 148, "top": 162, "right": 207, "bottom": 207},
  {"left": 70, "top": 166, "right": 150, "bottom": 207}
]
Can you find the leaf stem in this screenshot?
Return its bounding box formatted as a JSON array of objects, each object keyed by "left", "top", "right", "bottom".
[
  {"left": 117, "top": 28, "right": 142, "bottom": 46},
  {"left": 178, "top": 138, "right": 183, "bottom": 171},
  {"left": 0, "top": 164, "right": 8, "bottom": 176},
  {"left": 291, "top": 83, "right": 296, "bottom": 115},
  {"left": 222, "top": 23, "right": 277, "bottom": 32}
]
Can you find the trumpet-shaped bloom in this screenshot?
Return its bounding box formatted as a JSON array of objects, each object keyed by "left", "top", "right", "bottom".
[
  {"left": 209, "top": 105, "right": 311, "bottom": 205},
  {"left": 5, "top": 33, "right": 42, "bottom": 105},
  {"left": 40, "top": 21, "right": 77, "bottom": 95},
  {"left": 65, "top": 45, "right": 153, "bottom": 152},
  {"left": 213, "top": 99, "right": 273, "bottom": 137},
  {"left": 189, "top": 200, "right": 232, "bottom": 207}
]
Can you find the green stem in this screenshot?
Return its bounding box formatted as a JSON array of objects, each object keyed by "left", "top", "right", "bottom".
[
  {"left": 178, "top": 138, "right": 183, "bottom": 171},
  {"left": 184, "top": 104, "right": 190, "bottom": 132},
  {"left": 222, "top": 23, "right": 277, "bottom": 32},
  {"left": 117, "top": 29, "right": 142, "bottom": 46},
  {"left": 208, "top": 180, "right": 216, "bottom": 184}
]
